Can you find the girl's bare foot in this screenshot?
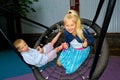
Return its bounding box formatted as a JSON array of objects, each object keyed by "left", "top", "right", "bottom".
[{"left": 57, "top": 61, "right": 62, "bottom": 66}]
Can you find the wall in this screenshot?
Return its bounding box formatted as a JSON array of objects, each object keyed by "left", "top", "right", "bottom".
[
  {"left": 21, "top": 0, "right": 70, "bottom": 33},
  {"left": 21, "top": 0, "right": 120, "bottom": 33},
  {"left": 80, "top": 0, "right": 120, "bottom": 33}
]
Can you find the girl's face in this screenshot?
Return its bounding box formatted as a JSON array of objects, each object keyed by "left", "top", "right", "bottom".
[
  {"left": 18, "top": 41, "right": 29, "bottom": 52},
  {"left": 64, "top": 18, "right": 76, "bottom": 35}
]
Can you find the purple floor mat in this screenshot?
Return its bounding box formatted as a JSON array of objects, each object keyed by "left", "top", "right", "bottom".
[
  {"left": 99, "top": 56, "right": 120, "bottom": 80},
  {"left": 6, "top": 56, "right": 120, "bottom": 80},
  {"left": 6, "top": 73, "right": 35, "bottom": 80}
]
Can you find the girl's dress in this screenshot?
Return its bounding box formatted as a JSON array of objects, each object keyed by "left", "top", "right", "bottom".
[{"left": 58, "top": 28, "right": 94, "bottom": 74}]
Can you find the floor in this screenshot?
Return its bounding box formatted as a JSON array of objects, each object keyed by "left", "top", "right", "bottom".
[{"left": 6, "top": 56, "right": 120, "bottom": 80}]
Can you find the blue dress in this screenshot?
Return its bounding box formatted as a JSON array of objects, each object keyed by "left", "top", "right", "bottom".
[{"left": 58, "top": 29, "right": 94, "bottom": 74}]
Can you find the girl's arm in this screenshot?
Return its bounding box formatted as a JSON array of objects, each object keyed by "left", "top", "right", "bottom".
[
  {"left": 83, "top": 28, "right": 94, "bottom": 46},
  {"left": 82, "top": 39, "right": 88, "bottom": 48},
  {"left": 62, "top": 42, "right": 69, "bottom": 50}
]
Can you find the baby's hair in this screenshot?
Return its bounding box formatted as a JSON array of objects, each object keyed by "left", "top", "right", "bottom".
[
  {"left": 13, "top": 39, "right": 24, "bottom": 49},
  {"left": 64, "top": 9, "right": 85, "bottom": 40}
]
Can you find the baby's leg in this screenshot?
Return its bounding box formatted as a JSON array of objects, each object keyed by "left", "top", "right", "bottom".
[
  {"left": 50, "top": 32, "right": 61, "bottom": 46},
  {"left": 46, "top": 44, "right": 62, "bottom": 63},
  {"left": 50, "top": 25, "right": 63, "bottom": 46},
  {"left": 54, "top": 44, "right": 62, "bottom": 53},
  {"left": 43, "top": 43, "right": 54, "bottom": 54}
]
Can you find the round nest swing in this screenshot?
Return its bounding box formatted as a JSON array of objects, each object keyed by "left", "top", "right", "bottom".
[{"left": 31, "top": 18, "right": 109, "bottom": 80}]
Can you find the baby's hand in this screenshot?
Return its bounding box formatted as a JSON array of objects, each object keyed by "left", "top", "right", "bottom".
[
  {"left": 36, "top": 46, "right": 44, "bottom": 53},
  {"left": 36, "top": 46, "right": 41, "bottom": 50},
  {"left": 82, "top": 39, "right": 88, "bottom": 48}
]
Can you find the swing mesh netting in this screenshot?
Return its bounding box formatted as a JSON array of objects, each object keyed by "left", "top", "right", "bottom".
[{"left": 32, "top": 19, "right": 109, "bottom": 80}]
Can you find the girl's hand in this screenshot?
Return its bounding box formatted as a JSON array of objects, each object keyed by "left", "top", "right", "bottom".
[
  {"left": 82, "top": 39, "right": 88, "bottom": 48},
  {"left": 62, "top": 42, "right": 68, "bottom": 49}
]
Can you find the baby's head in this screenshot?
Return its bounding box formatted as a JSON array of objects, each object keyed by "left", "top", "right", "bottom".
[{"left": 13, "top": 39, "right": 29, "bottom": 52}]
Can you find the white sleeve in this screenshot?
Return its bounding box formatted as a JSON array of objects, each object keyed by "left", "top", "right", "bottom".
[
  {"left": 21, "top": 52, "right": 43, "bottom": 66},
  {"left": 21, "top": 53, "right": 36, "bottom": 65}
]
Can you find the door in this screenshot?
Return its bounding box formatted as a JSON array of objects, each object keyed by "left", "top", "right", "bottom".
[{"left": 70, "top": 0, "right": 79, "bottom": 14}]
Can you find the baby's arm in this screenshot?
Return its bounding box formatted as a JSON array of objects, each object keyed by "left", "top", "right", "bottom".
[{"left": 36, "top": 46, "right": 44, "bottom": 53}]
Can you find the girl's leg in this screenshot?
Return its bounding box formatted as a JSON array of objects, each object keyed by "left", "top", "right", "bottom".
[
  {"left": 57, "top": 60, "right": 62, "bottom": 66},
  {"left": 54, "top": 45, "right": 62, "bottom": 66}
]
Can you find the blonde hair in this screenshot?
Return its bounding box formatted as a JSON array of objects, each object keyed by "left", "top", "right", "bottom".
[
  {"left": 13, "top": 39, "right": 25, "bottom": 50},
  {"left": 63, "top": 10, "right": 85, "bottom": 40}
]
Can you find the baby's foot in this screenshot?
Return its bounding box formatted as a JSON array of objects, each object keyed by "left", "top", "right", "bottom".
[{"left": 56, "top": 24, "right": 64, "bottom": 33}]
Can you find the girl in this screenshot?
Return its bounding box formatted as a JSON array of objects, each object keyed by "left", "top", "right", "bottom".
[{"left": 57, "top": 10, "right": 94, "bottom": 74}]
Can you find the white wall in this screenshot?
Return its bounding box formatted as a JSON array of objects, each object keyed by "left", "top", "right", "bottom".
[
  {"left": 80, "top": 0, "right": 120, "bottom": 33},
  {"left": 107, "top": 1, "right": 120, "bottom": 32},
  {"left": 21, "top": 0, "right": 70, "bottom": 33},
  {"left": 21, "top": 0, "right": 119, "bottom": 33}
]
